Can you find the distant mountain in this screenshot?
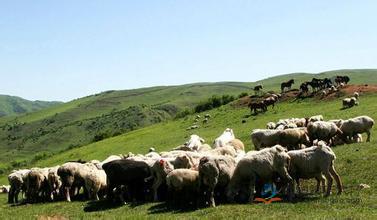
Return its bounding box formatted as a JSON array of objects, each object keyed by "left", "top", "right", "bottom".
[{"left": 0, "top": 95, "right": 62, "bottom": 117}]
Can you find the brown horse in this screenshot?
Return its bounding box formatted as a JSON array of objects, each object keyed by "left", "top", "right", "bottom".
[{"left": 281, "top": 79, "right": 294, "bottom": 93}]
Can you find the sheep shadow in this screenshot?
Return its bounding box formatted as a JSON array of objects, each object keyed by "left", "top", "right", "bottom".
[
  {"left": 148, "top": 202, "right": 198, "bottom": 214},
  {"left": 83, "top": 200, "right": 125, "bottom": 212}
]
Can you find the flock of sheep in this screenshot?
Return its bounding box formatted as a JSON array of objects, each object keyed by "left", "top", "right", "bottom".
[{"left": 6, "top": 112, "right": 374, "bottom": 208}]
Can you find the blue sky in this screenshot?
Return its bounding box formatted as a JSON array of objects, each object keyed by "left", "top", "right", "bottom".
[{"left": 1, "top": 1, "right": 376, "bottom": 101}]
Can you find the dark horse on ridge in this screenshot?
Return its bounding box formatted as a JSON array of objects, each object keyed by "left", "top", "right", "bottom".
[{"left": 281, "top": 79, "right": 294, "bottom": 93}]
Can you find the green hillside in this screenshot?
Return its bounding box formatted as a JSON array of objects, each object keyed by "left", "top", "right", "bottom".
[
  {"left": 0, "top": 69, "right": 376, "bottom": 177},
  {"left": 1, "top": 78, "right": 377, "bottom": 218},
  {"left": 0, "top": 95, "right": 62, "bottom": 117}
]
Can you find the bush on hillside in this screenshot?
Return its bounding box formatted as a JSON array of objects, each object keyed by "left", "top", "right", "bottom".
[{"left": 194, "top": 95, "right": 235, "bottom": 113}]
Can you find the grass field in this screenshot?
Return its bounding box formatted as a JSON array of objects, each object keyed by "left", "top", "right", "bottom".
[{"left": 0, "top": 70, "right": 377, "bottom": 219}]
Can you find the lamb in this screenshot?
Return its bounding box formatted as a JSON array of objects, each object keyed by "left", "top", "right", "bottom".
[
  {"left": 8, "top": 169, "right": 30, "bottom": 203},
  {"left": 213, "top": 128, "right": 235, "bottom": 148},
  {"left": 332, "top": 133, "right": 363, "bottom": 146},
  {"left": 307, "top": 121, "right": 343, "bottom": 145},
  {"left": 85, "top": 168, "right": 107, "bottom": 201},
  {"left": 226, "top": 145, "right": 292, "bottom": 203},
  {"left": 288, "top": 143, "right": 343, "bottom": 199},
  {"left": 198, "top": 155, "right": 236, "bottom": 207},
  {"left": 166, "top": 169, "right": 200, "bottom": 207},
  {"left": 339, "top": 116, "right": 374, "bottom": 142},
  {"left": 146, "top": 154, "right": 194, "bottom": 201},
  {"left": 47, "top": 165, "right": 62, "bottom": 201}
]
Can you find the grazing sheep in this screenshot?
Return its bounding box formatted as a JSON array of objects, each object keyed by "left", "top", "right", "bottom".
[
  {"left": 278, "top": 128, "right": 310, "bottom": 150},
  {"left": 25, "top": 167, "right": 50, "bottom": 203},
  {"left": 103, "top": 159, "right": 152, "bottom": 203},
  {"left": 198, "top": 155, "right": 236, "bottom": 207},
  {"left": 0, "top": 185, "right": 10, "bottom": 193},
  {"left": 227, "top": 145, "right": 292, "bottom": 203},
  {"left": 251, "top": 128, "right": 309, "bottom": 150},
  {"left": 8, "top": 169, "right": 30, "bottom": 203},
  {"left": 210, "top": 145, "right": 237, "bottom": 157},
  {"left": 307, "top": 121, "right": 343, "bottom": 145},
  {"left": 339, "top": 116, "right": 374, "bottom": 142},
  {"left": 213, "top": 128, "right": 235, "bottom": 148},
  {"left": 47, "top": 166, "right": 62, "bottom": 201},
  {"left": 332, "top": 133, "right": 363, "bottom": 146},
  {"left": 204, "top": 114, "right": 211, "bottom": 118},
  {"left": 288, "top": 143, "right": 343, "bottom": 199},
  {"left": 251, "top": 129, "right": 281, "bottom": 150},
  {"left": 57, "top": 162, "right": 98, "bottom": 202},
  {"left": 85, "top": 168, "right": 107, "bottom": 201},
  {"left": 166, "top": 169, "right": 200, "bottom": 207}
]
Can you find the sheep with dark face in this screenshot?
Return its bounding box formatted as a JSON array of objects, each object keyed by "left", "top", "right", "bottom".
[
  {"left": 198, "top": 155, "right": 236, "bottom": 207},
  {"left": 226, "top": 145, "right": 292, "bottom": 203}
]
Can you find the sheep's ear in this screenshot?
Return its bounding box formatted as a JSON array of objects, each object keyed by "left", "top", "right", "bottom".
[{"left": 200, "top": 138, "right": 205, "bottom": 143}]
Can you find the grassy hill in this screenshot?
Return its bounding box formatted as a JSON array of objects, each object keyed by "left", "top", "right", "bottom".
[
  {"left": 0, "top": 95, "right": 62, "bottom": 117},
  {"left": 0, "top": 69, "right": 376, "bottom": 177},
  {"left": 1, "top": 82, "right": 377, "bottom": 218}
]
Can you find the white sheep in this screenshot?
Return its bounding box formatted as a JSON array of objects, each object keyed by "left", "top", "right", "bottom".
[
  {"left": 85, "top": 168, "right": 107, "bottom": 201},
  {"left": 8, "top": 169, "right": 30, "bottom": 203},
  {"left": 47, "top": 165, "right": 62, "bottom": 201},
  {"left": 307, "top": 121, "right": 343, "bottom": 145},
  {"left": 251, "top": 129, "right": 281, "bottom": 150},
  {"left": 339, "top": 116, "right": 374, "bottom": 142},
  {"left": 213, "top": 128, "right": 235, "bottom": 148},
  {"left": 185, "top": 134, "right": 205, "bottom": 151},
  {"left": 166, "top": 169, "right": 200, "bottom": 207},
  {"left": 353, "top": 92, "right": 359, "bottom": 100},
  {"left": 227, "top": 145, "right": 292, "bottom": 203},
  {"left": 288, "top": 143, "right": 343, "bottom": 199}
]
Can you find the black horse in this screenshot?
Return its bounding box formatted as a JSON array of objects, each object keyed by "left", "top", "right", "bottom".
[
  {"left": 253, "top": 84, "right": 263, "bottom": 95},
  {"left": 281, "top": 79, "right": 294, "bottom": 93}
]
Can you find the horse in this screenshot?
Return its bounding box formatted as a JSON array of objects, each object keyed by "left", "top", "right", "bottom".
[
  {"left": 280, "top": 79, "right": 294, "bottom": 93},
  {"left": 253, "top": 84, "right": 263, "bottom": 95},
  {"left": 248, "top": 101, "right": 267, "bottom": 114}
]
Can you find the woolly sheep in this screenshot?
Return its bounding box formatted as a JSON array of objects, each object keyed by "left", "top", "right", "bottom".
[
  {"left": 307, "top": 121, "right": 343, "bottom": 145},
  {"left": 288, "top": 143, "right": 343, "bottom": 199},
  {"left": 213, "top": 128, "right": 235, "bottom": 148},
  {"left": 85, "top": 168, "right": 107, "bottom": 201},
  {"left": 198, "top": 155, "right": 236, "bottom": 207},
  {"left": 166, "top": 169, "right": 200, "bottom": 207},
  {"left": 25, "top": 167, "right": 50, "bottom": 203},
  {"left": 47, "top": 165, "right": 62, "bottom": 201},
  {"left": 339, "top": 116, "right": 374, "bottom": 142},
  {"left": 8, "top": 169, "right": 30, "bottom": 203},
  {"left": 227, "top": 145, "right": 292, "bottom": 203},
  {"left": 251, "top": 129, "right": 281, "bottom": 150},
  {"left": 185, "top": 134, "right": 205, "bottom": 151}
]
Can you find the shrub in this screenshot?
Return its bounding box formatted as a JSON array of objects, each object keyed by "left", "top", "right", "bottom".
[
  {"left": 238, "top": 92, "right": 249, "bottom": 98},
  {"left": 194, "top": 95, "right": 235, "bottom": 113}
]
